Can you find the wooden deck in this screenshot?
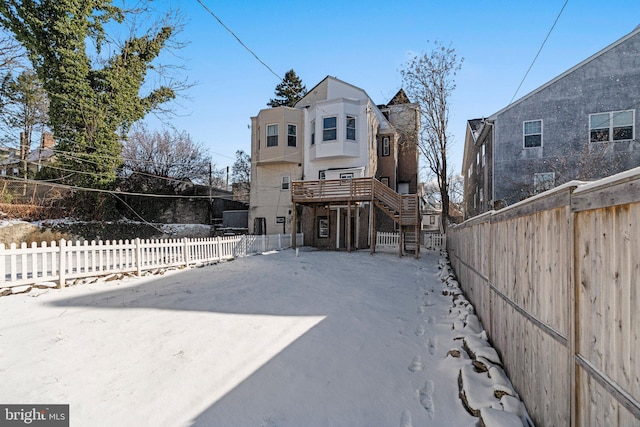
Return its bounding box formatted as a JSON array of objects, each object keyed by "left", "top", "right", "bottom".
[{"left": 291, "top": 177, "right": 419, "bottom": 225}]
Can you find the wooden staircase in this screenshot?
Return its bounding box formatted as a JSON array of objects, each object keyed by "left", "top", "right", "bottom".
[{"left": 291, "top": 177, "right": 420, "bottom": 257}]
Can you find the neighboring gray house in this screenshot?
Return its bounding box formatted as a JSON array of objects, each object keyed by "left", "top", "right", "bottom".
[{"left": 463, "top": 25, "right": 640, "bottom": 218}]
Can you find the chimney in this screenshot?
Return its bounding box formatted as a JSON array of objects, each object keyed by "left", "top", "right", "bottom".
[{"left": 41, "top": 132, "right": 55, "bottom": 148}]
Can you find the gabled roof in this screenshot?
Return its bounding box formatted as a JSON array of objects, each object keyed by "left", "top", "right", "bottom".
[
  {"left": 387, "top": 89, "right": 412, "bottom": 105},
  {"left": 491, "top": 25, "right": 640, "bottom": 119}
]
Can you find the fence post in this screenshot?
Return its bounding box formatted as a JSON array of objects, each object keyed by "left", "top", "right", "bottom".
[
  {"left": 183, "top": 238, "right": 189, "bottom": 268},
  {"left": 216, "top": 236, "right": 222, "bottom": 261},
  {"left": 278, "top": 233, "right": 282, "bottom": 250},
  {"left": 135, "top": 238, "right": 142, "bottom": 276},
  {"left": 58, "top": 238, "right": 66, "bottom": 288}
]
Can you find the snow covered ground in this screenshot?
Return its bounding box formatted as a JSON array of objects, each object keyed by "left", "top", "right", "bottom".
[{"left": 0, "top": 248, "right": 530, "bottom": 426}]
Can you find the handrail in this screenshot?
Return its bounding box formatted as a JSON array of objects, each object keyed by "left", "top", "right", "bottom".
[{"left": 292, "top": 177, "right": 419, "bottom": 226}]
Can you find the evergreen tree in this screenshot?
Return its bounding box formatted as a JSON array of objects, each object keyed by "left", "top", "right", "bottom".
[
  {"left": 267, "top": 69, "right": 307, "bottom": 108},
  {"left": 0, "top": 1, "right": 177, "bottom": 189}
]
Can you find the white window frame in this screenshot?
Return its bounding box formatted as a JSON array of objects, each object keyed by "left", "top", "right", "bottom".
[
  {"left": 319, "top": 170, "right": 326, "bottom": 180},
  {"left": 382, "top": 137, "right": 390, "bottom": 156},
  {"left": 323, "top": 116, "right": 337, "bottom": 141},
  {"left": 266, "top": 124, "right": 278, "bottom": 147},
  {"left": 346, "top": 116, "right": 356, "bottom": 141},
  {"left": 287, "top": 124, "right": 297, "bottom": 147},
  {"left": 280, "top": 175, "right": 290, "bottom": 191},
  {"left": 523, "top": 120, "right": 543, "bottom": 148},
  {"left": 589, "top": 110, "right": 635, "bottom": 143},
  {"left": 318, "top": 217, "right": 329, "bottom": 238}
]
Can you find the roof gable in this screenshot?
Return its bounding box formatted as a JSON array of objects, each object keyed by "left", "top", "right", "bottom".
[{"left": 491, "top": 25, "right": 640, "bottom": 118}]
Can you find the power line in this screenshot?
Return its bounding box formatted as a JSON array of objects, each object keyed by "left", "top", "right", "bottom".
[
  {"left": 195, "top": 0, "right": 283, "bottom": 83},
  {"left": 509, "top": 0, "right": 569, "bottom": 104}
]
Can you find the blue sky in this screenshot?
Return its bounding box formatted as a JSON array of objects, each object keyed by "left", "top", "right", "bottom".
[{"left": 143, "top": 0, "right": 640, "bottom": 177}]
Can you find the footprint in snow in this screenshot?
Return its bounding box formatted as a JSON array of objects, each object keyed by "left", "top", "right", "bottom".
[
  {"left": 417, "top": 305, "right": 425, "bottom": 315},
  {"left": 408, "top": 355, "right": 424, "bottom": 372},
  {"left": 399, "top": 409, "right": 413, "bottom": 427},
  {"left": 419, "top": 380, "right": 435, "bottom": 418},
  {"left": 427, "top": 316, "right": 435, "bottom": 325},
  {"left": 428, "top": 336, "right": 438, "bottom": 355},
  {"left": 415, "top": 323, "right": 425, "bottom": 336}
]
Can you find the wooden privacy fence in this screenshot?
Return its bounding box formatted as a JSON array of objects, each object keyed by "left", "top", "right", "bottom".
[
  {"left": 447, "top": 167, "right": 640, "bottom": 427},
  {"left": 0, "top": 233, "right": 304, "bottom": 288}
]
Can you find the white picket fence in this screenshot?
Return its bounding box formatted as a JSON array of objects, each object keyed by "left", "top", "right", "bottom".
[
  {"left": 375, "top": 231, "right": 446, "bottom": 251},
  {"left": 0, "top": 233, "right": 304, "bottom": 288},
  {"left": 423, "top": 232, "right": 446, "bottom": 250},
  {"left": 376, "top": 231, "right": 401, "bottom": 250}
]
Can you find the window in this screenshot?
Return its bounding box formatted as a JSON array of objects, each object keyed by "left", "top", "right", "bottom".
[
  {"left": 281, "top": 175, "right": 290, "bottom": 190},
  {"left": 266, "top": 124, "right": 278, "bottom": 147},
  {"left": 323, "top": 117, "right": 337, "bottom": 141},
  {"left": 12, "top": 168, "right": 18, "bottom": 176},
  {"left": 534, "top": 172, "right": 555, "bottom": 194},
  {"left": 319, "top": 170, "right": 326, "bottom": 180},
  {"left": 287, "top": 124, "right": 297, "bottom": 147},
  {"left": 382, "top": 137, "right": 390, "bottom": 156},
  {"left": 311, "top": 120, "right": 315, "bottom": 146},
  {"left": 275, "top": 217, "right": 285, "bottom": 224},
  {"left": 482, "top": 144, "right": 486, "bottom": 166},
  {"left": 429, "top": 216, "right": 436, "bottom": 225},
  {"left": 479, "top": 188, "right": 484, "bottom": 203},
  {"left": 340, "top": 172, "right": 354, "bottom": 180},
  {"left": 346, "top": 116, "right": 356, "bottom": 140},
  {"left": 380, "top": 177, "right": 389, "bottom": 187},
  {"left": 590, "top": 110, "right": 634, "bottom": 142},
  {"left": 318, "top": 216, "right": 329, "bottom": 238},
  {"left": 523, "top": 120, "right": 542, "bottom": 148}
]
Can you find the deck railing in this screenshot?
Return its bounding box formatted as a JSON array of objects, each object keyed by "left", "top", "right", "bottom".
[{"left": 292, "top": 177, "right": 419, "bottom": 225}]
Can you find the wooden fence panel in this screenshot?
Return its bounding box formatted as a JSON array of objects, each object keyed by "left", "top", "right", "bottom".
[
  {"left": 575, "top": 203, "right": 640, "bottom": 424},
  {"left": 448, "top": 170, "right": 640, "bottom": 426}
]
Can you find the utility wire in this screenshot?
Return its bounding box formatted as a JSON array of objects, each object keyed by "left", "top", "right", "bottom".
[
  {"left": 509, "top": 0, "right": 569, "bottom": 104},
  {"left": 195, "top": 0, "right": 283, "bottom": 82}
]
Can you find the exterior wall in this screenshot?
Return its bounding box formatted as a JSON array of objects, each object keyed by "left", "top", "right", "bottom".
[
  {"left": 300, "top": 203, "right": 371, "bottom": 250},
  {"left": 249, "top": 107, "right": 303, "bottom": 235},
  {"left": 376, "top": 132, "right": 398, "bottom": 190},
  {"left": 387, "top": 103, "right": 420, "bottom": 194},
  {"left": 252, "top": 107, "right": 303, "bottom": 164},
  {"left": 493, "top": 30, "right": 640, "bottom": 207},
  {"left": 304, "top": 97, "right": 378, "bottom": 181},
  {"left": 248, "top": 162, "right": 302, "bottom": 235},
  {"left": 463, "top": 122, "right": 494, "bottom": 218}
]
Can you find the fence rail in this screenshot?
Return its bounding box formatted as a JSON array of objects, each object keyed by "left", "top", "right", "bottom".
[
  {"left": 375, "top": 231, "right": 446, "bottom": 251},
  {"left": 448, "top": 167, "right": 640, "bottom": 427},
  {"left": 0, "top": 233, "right": 303, "bottom": 288}
]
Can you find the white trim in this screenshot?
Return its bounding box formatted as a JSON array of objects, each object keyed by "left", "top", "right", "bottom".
[{"left": 523, "top": 119, "right": 543, "bottom": 148}]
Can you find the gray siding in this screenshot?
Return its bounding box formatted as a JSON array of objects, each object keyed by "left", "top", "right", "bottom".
[{"left": 493, "top": 31, "right": 640, "bottom": 206}]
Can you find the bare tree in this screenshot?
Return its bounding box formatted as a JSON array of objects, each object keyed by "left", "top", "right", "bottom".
[
  {"left": 401, "top": 42, "right": 463, "bottom": 231},
  {"left": 121, "top": 124, "right": 210, "bottom": 192},
  {"left": 1, "top": 69, "right": 49, "bottom": 176},
  {"left": 231, "top": 149, "right": 250, "bottom": 201}
]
